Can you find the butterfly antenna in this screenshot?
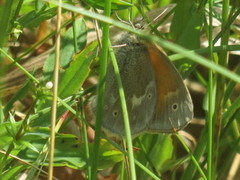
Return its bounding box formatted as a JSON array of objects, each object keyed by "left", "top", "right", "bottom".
[
  {"left": 93, "top": 9, "right": 102, "bottom": 49},
  {"left": 115, "top": 12, "right": 132, "bottom": 26},
  {"left": 145, "top": 8, "right": 169, "bottom": 29}
]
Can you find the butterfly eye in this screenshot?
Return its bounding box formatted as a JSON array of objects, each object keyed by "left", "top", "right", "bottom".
[
  {"left": 112, "top": 110, "right": 119, "bottom": 117},
  {"left": 172, "top": 103, "right": 179, "bottom": 111},
  {"left": 147, "top": 93, "right": 152, "bottom": 99}
]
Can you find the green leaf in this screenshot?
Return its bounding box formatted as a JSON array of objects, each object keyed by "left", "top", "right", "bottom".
[
  {"left": 43, "top": 18, "right": 87, "bottom": 81},
  {"left": 0, "top": 0, "right": 22, "bottom": 47},
  {"left": 0, "top": 122, "right": 21, "bottom": 149},
  {"left": 4, "top": 81, "right": 31, "bottom": 115},
  {"left": 18, "top": 7, "right": 57, "bottom": 28},
  {"left": 18, "top": 130, "right": 123, "bottom": 170},
  {"left": 135, "top": 134, "right": 174, "bottom": 178},
  {"left": 171, "top": 4, "right": 204, "bottom": 49},
  {"left": 2, "top": 165, "right": 28, "bottom": 180},
  {"left": 20, "top": 140, "right": 40, "bottom": 153},
  {"left": 81, "top": 0, "right": 132, "bottom": 10},
  {"left": 22, "top": 127, "right": 51, "bottom": 140},
  {"left": 170, "top": 1, "right": 204, "bottom": 50},
  {"left": 139, "top": 0, "right": 159, "bottom": 5},
  {"left": 170, "top": 1, "right": 204, "bottom": 74},
  {"left": 58, "top": 40, "right": 98, "bottom": 98},
  {"left": 98, "top": 139, "right": 124, "bottom": 170},
  {"left": 30, "top": 100, "right": 76, "bottom": 127}
]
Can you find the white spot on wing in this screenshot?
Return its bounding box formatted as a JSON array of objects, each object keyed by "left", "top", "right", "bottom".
[
  {"left": 131, "top": 95, "right": 145, "bottom": 108},
  {"left": 130, "top": 81, "right": 155, "bottom": 109},
  {"left": 178, "top": 119, "right": 181, "bottom": 127},
  {"left": 109, "top": 94, "right": 116, "bottom": 104}
]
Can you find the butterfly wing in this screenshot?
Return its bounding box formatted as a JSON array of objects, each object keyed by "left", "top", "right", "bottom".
[
  {"left": 102, "top": 32, "right": 157, "bottom": 137},
  {"left": 146, "top": 45, "right": 193, "bottom": 133}
]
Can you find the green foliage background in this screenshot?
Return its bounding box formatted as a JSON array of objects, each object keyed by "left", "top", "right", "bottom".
[{"left": 0, "top": 0, "right": 240, "bottom": 179}]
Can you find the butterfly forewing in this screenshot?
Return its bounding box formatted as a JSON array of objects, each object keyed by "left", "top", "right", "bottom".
[{"left": 103, "top": 32, "right": 157, "bottom": 137}]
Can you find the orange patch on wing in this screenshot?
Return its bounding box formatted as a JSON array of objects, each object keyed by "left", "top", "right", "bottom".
[{"left": 147, "top": 46, "right": 179, "bottom": 111}]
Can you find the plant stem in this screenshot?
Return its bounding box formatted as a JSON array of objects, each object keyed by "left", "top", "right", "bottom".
[{"left": 212, "top": 0, "right": 230, "bottom": 178}]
